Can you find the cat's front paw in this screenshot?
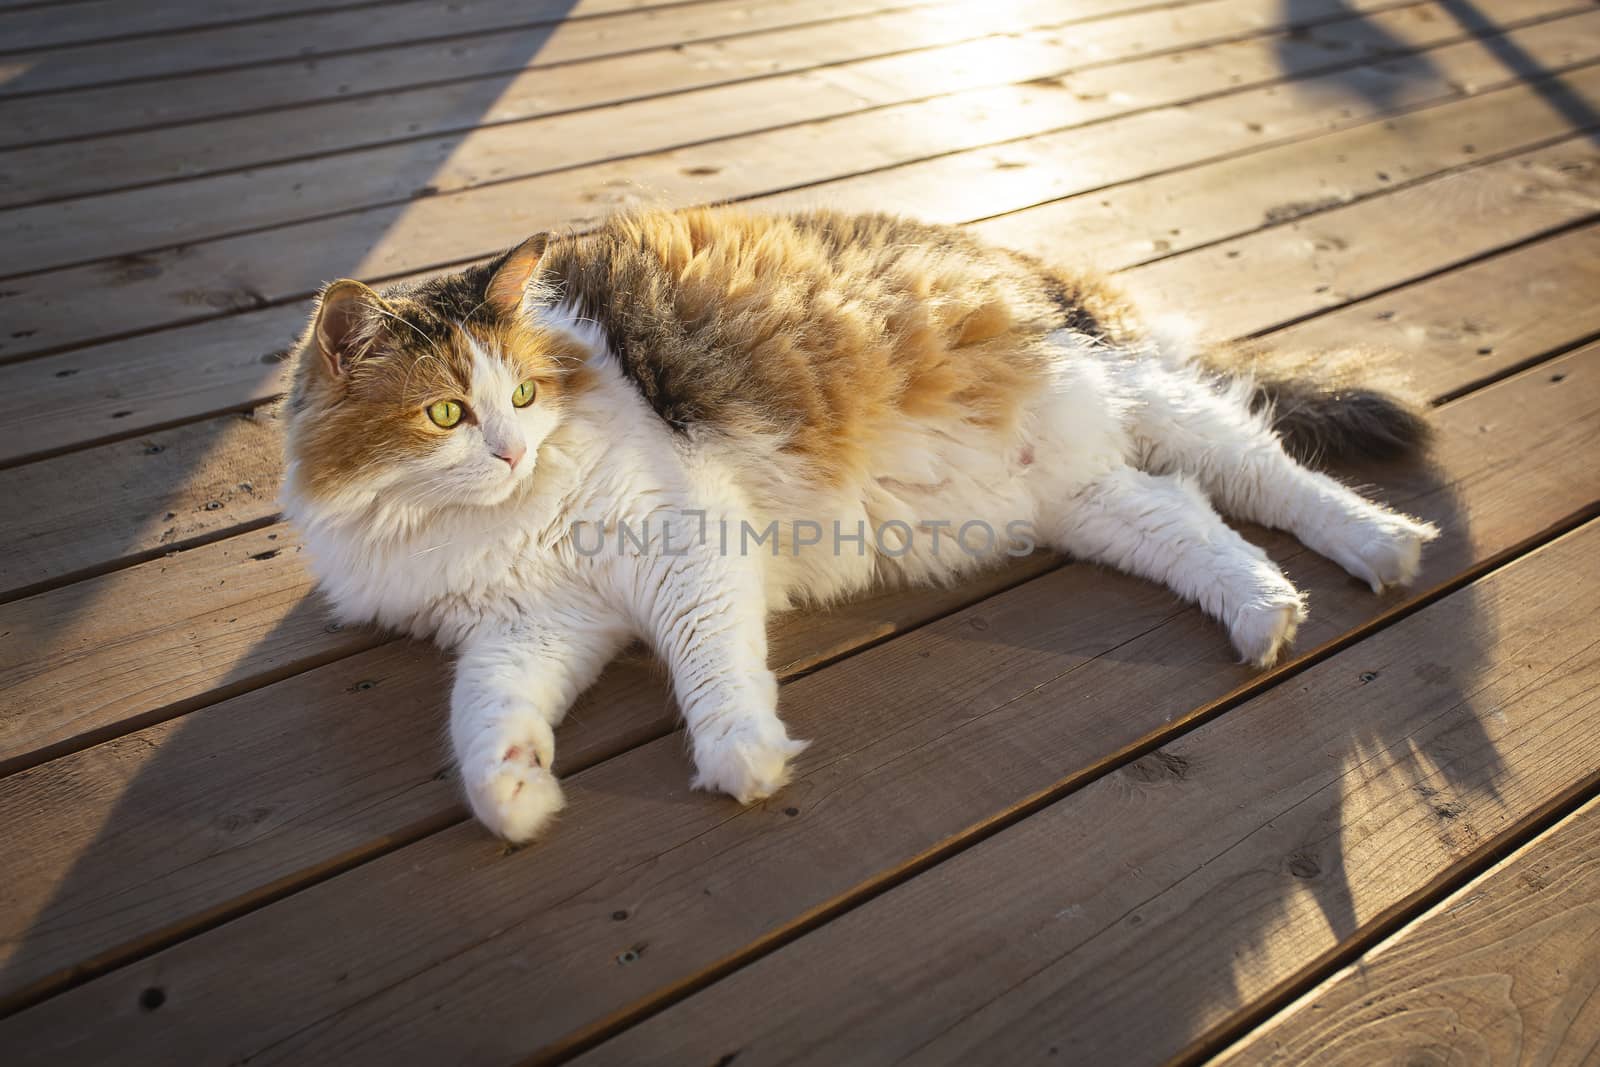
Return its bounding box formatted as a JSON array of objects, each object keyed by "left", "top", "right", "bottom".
[
  {"left": 690, "top": 716, "right": 809, "bottom": 805},
  {"left": 460, "top": 721, "right": 564, "bottom": 844},
  {"left": 1228, "top": 567, "right": 1307, "bottom": 669}
]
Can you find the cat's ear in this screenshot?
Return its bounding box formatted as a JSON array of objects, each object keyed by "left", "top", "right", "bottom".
[
  {"left": 486, "top": 233, "right": 551, "bottom": 317},
  {"left": 312, "top": 279, "right": 384, "bottom": 380}
]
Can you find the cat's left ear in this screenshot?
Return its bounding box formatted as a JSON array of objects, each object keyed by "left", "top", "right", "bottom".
[{"left": 486, "top": 233, "right": 551, "bottom": 317}]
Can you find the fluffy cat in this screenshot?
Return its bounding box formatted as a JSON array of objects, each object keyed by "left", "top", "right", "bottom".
[{"left": 281, "top": 206, "right": 1437, "bottom": 843}]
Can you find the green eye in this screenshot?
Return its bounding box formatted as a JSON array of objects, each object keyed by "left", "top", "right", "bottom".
[
  {"left": 427, "top": 399, "right": 464, "bottom": 428},
  {"left": 512, "top": 379, "right": 537, "bottom": 408}
]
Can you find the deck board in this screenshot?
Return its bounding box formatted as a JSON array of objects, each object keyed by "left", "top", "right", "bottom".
[
  {"left": 4, "top": 8, "right": 1593, "bottom": 465},
  {"left": 0, "top": 0, "right": 895, "bottom": 98},
  {"left": 4, "top": 0, "right": 1577, "bottom": 361},
  {"left": 0, "top": 0, "right": 1159, "bottom": 203},
  {"left": 0, "top": 0, "right": 1043, "bottom": 145},
  {"left": 0, "top": 0, "right": 1596, "bottom": 1060},
  {"left": 3, "top": 339, "right": 1594, "bottom": 1054},
  {"left": 577, "top": 511, "right": 1600, "bottom": 1067},
  {"left": 1213, "top": 797, "right": 1600, "bottom": 1066}
]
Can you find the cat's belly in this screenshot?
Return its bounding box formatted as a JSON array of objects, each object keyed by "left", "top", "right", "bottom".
[{"left": 753, "top": 430, "right": 1045, "bottom": 607}]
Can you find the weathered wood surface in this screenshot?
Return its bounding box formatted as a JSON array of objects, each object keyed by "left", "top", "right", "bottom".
[
  {"left": 578, "top": 500, "right": 1600, "bottom": 1067},
  {"left": 3, "top": 12, "right": 1594, "bottom": 471},
  {"left": 3, "top": 0, "right": 1584, "bottom": 362},
  {"left": 1214, "top": 797, "right": 1600, "bottom": 1067},
  {"left": 0, "top": 0, "right": 1091, "bottom": 146},
  {"left": 1, "top": 0, "right": 1595, "bottom": 1061},
  {"left": 0, "top": 0, "right": 921, "bottom": 98},
  {"left": 0, "top": 0, "right": 1268, "bottom": 205},
  {"left": 3, "top": 337, "right": 1593, "bottom": 1056},
  {"left": 3, "top": 0, "right": 1450, "bottom": 243},
  {"left": 1, "top": 130, "right": 1591, "bottom": 1007}
]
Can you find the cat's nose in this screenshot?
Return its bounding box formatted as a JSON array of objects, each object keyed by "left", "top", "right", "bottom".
[{"left": 493, "top": 443, "right": 527, "bottom": 470}]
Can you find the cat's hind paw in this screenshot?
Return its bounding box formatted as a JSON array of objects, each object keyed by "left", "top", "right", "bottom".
[
  {"left": 1229, "top": 575, "right": 1308, "bottom": 669},
  {"left": 691, "top": 717, "right": 809, "bottom": 805},
  {"left": 462, "top": 727, "right": 565, "bottom": 844},
  {"left": 1346, "top": 513, "right": 1440, "bottom": 593},
  {"left": 1318, "top": 508, "right": 1446, "bottom": 591}
]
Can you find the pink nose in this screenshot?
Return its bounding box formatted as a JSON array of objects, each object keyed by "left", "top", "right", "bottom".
[{"left": 494, "top": 443, "right": 527, "bottom": 469}]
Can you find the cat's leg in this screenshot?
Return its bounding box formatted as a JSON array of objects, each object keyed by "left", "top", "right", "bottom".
[
  {"left": 451, "top": 602, "right": 631, "bottom": 843},
  {"left": 1042, "top": 466, "right": 1307, "bottom": 667},
  {"left": 1130, "top": 367, "right": 1437, "bottom": 591},
  {"left": 629, "top": 549, "right": 807, "bottom": 804}
]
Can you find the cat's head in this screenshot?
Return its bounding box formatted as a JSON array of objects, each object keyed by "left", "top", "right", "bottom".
[{"left": 282, "top": 235, "right": 591, "bottom": 519}]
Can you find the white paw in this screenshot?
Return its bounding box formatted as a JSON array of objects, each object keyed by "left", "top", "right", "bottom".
[
  {"left": 1336, "top": 512, "right": 1440, "bottom": 593},
  {"left": 1229, "top": 567, "right": 1308, "bottom": 669},
  {"left": 690, "top": 716, "right": 809, "bottom": 805},
  {"left": 461, "top": 720, "right": 564, "bottom": 844}
]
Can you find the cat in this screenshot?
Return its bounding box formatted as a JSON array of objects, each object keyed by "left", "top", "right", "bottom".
[{"left": 280, "top": 206, "right": 1437, "bottom": 844}]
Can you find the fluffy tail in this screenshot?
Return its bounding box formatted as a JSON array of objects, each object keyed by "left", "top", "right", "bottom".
[{"left": 1186, "top": 333, "right": 1432, "bottom": 465}]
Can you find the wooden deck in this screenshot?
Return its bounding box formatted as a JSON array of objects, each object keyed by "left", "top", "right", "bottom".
[{"left": 1, "top": 0, "right": 1598, "bottom": 1062}]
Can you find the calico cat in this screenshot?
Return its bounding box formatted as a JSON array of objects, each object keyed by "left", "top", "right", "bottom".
[{"left": 281, "top": 206, "right": 1437, "bottom": 843}]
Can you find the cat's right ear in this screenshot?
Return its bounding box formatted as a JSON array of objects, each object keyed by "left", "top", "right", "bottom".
[
  {"left": 486, "top": 233, "right": 551, "bottom": 317},
  {"left": 312, "top": 279, "right": 383, "bottom": 380}
]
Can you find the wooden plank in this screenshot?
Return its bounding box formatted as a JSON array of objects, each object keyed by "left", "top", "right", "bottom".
[
  {"left": 0, "top": 0, "right": 1111, "bottom": 148},
  {"left": 2, "top": 15, "right": 1590, "bottom": 473},
  {"left": 760, "top": 59, "right": 1600, "bottom": 267},
  {"left": 0, "top": 0, "right": 925, "bottom": 98},
  {"left": 0, "top": 407, "right": 284, "bottom": 601},
  {"left": 0, "top": 0, "right": 1175, "bottom": 199},
  {"left": 0, "top": 0, "right": 672, "bottom": 54},
  {"left": 0, "top": 524, "right": 385, "bottom": 775},
  {"left": 0, "top": 331, "right": 1592, "bottom": 1060},
  {"left": 1213, "top": 796, "right": 1600, "bottom": 1066},
  {"left": 0, "top": 513, "right": 1056, "bottom": 780},
  {"left": 0, "top": 543, "right": 1057, "bottom": 1009},
  {"left": 572, "top": 514, "right": 1600, "bottom": 1067},
  {"left": 1254, "top": 227, "right": 1600, "bottom": 401},
  {"left": 3, "top": 0, "right": 1504, "bottom": 272},
  {"left": 963, "top": 66, "right": 1600, "bottom": 268},
  {"left": 1116, "top": 148, "right": 1600, "bottom": 340},
  {"left": 0, "top": 0, "right": 1426, "bottom": 251},
  {"left": 1, "top": 0, "right": 1575, "bottom": 358}
]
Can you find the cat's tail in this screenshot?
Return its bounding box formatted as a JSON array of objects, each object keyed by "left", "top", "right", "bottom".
[{"left": 1148, "top": 316, "right": 1432, "bottom": 465}]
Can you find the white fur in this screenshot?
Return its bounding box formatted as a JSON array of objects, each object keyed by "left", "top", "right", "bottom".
[{"left": 283, "top": 311, "right": 1437, "bottom": 843}]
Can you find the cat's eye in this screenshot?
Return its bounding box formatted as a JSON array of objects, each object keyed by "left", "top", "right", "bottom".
[
  {"left": 512, "top": 379, "right": 537, "bottom": 408},
  {"left": 427, "top": 399, "right": 464, "bottom": 428}
]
